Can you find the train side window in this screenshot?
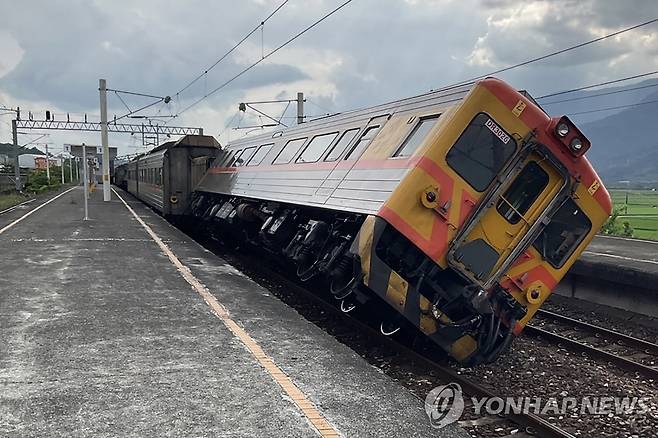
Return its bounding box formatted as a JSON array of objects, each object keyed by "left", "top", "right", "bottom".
[
  {"left": 248, "top": 143, "right": 274, "bottom": 166},
  {"left": 344, "top": 126, "right": 380, "bottom": 160},
  {"left": 324, "top": 129, "right": 360, "bottom": 162},
  {"left": 273, "top": 138, "right": 307, "bottom": 164},
  {"left": 237, "top": 147, "right": 256, "bottom": 167},
  {"left": 446, "top": 113, "right": 516, "bottom": 192},
  {"left": 533, "top": 198, "right": 592, "bottom": 268},
  {"left": 230, "top": 149, "right": 244, "bottom": 167},
  {"left": 497, "top": 161, "right": 549, "bottom": 224},
  {"left": 297, "top": 132, "right": 338, "bottom": 163},
  {"left": 392, "top": 115, "right": 440, "bottom": 157}
]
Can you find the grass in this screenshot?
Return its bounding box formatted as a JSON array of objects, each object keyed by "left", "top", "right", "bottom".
[
  {"left": 608, "top": 189, "right": 658, "bottom": 240},
  {"left": 0, "top": 192, "right": 32, "bottom": 211}
]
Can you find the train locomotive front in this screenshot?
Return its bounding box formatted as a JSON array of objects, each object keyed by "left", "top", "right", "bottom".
[{"left": 189, "top": 78, "right": 612, "bottom": 365}]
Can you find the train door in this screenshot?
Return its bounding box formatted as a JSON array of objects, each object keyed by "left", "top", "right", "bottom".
[
  {"left": 448, "top": 149, "right": 569, "bottom": 288},
  {"left": 318, "top": 114, "right": 390, "bottom": 203}
]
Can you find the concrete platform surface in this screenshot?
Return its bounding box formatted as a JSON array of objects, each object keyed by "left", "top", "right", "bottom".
[
  {"left": 0, "top": 186, "right": 466, "bottom": 438},
  {"left": 576, "top": 235, "right": 658, "bottom": 287}
]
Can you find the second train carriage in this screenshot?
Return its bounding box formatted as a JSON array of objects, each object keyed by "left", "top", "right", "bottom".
[
  {"left": 189, "top": 77, "right": 612, "bottom": 365},
  {"left": 116, "top": 135, "right": 219, "bottom": 216}
]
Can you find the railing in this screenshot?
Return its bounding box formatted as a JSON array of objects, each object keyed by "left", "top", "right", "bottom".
[{"left": 0, "top": 173, "right": 27, "bottom": 192}]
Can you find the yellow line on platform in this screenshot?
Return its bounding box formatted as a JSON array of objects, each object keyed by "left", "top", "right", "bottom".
[
  {"left": 112, "top": 188, "right": 342, "bottom": 438},
  {"left": 0, "top": 186, "right": 77, "bottom": 236}
]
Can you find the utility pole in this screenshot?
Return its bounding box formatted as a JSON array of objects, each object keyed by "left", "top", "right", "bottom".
[
  {"left": 82, "top": 144, "right": 89, "bottom": 220},
  {"left": 61, "top": 152, "right": 65, "bottom": 184},
  {"left": 12, "top": 116, "right": 20, "bottom": 191},
  {"left": 297, "top": 92, "right": 304, "bottom": 125},
  {"left": 45, "top": 143, "right": 50, "bottom": 183},
  {"left": 99, "top": 79, "right": 111, "bottom": 201},
  {"left": 69, "top": 156, "right": 73, "bottom": 182}
]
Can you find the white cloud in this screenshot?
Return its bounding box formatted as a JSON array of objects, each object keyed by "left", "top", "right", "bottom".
[
  {"left": 0, "top": 31, "right": 24, "bottom": 79},
  {"left": 1, "top": 0, "right": 657, "bottom": 155}
]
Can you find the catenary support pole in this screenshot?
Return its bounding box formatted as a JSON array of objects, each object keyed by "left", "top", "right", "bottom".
[
  {"left": 82, "top": 144, "right": 89, "bottom": 220},
  {"left": 12, "top": 118, "right": 20, "bottom": 191},
  {"left": 69, "top": 156, "right": 73, "bottom": 182},
  {"left": 297, "top": 92, "right": 304, "bottom": 125},
  {"left": 45, "top": 144, "right": 50, "bottom": 183},
  {"left": 99, "top": 79, "right": 111, "bottom": 201}
]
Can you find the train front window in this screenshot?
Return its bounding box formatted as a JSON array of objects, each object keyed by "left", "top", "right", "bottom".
[
  {"left": 533, "top": 199, "right": 591, "bottom": 268},
  {"left": 496, "top": 161, "right": 549, "bottom": 224},
  {"left": 446, "top": 113, "right": 516, "bottom": 192}
]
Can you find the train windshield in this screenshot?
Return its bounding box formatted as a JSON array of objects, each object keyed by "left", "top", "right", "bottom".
[
  {"left": 533, "top": 198, "right": 591, "bottom": 268},
  {"left": 446, "top": 113, "right": 516, "bottom": 192}
]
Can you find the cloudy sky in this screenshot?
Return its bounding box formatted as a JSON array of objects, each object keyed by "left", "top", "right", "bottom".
[{"left": 0, "top": 0, "right": 657, "bottom": 157}]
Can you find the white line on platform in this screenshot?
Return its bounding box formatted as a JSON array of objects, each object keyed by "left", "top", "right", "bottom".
[
  {"left": 0, "top": 198, "right": 36, "bottom": 215},
  {"left": 0, "top": 187, "right": 77, "bottom": 236},
  {"left": 583, "top": 251, "right": 658, "bottom": 265},
  {"left": 111, "top": 187, "right": 342, "bottom": 438},
  {"left": 596, "top": 235, "right": 658, "bottom": 245}
]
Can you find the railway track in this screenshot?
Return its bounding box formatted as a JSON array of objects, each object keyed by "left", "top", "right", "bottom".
[
  {"left": 526, "top": 309, "right": 658, "bottom": 380},
  {"left": 193, "top": 234, "right": 577, "bottom": 438},
  {"left": 0, "top": 198, "right": 35, "bottom": 215}
]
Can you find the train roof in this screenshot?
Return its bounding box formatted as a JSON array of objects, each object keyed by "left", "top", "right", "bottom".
[{"left": 225, "top": 82, "right": 476, "bottom": 149}]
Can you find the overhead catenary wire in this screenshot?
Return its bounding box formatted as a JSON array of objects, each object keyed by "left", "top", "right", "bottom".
[
  {"left": 171, "top": 0, "right": 354, "bottom": 119},
  {"left": 540, "top": 82, "right": 658, "bottom": 106},
  {"left": 537, "top": 70, "right": 658, "bottom": 100},
  {"left": 305, "top": 98, "right": 334, "bottom": 114},
  {"left": 174, "top": 0, "right": 289, "bottom": 98},
  {"left": 567, "top": 98, "right": 658, "bottom": 116},
  {"left": 440, "top": 17, "right": 658, "bottom": 90}
]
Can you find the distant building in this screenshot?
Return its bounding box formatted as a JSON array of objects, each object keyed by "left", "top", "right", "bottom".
[
  {"left": 19, "top": 154, "right": 41, "bottom": 169},
  {"left": 18, "top": 154, "right": 61, "bottom": 169}
]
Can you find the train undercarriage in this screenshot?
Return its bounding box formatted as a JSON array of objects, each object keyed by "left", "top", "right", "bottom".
[{"left": 187, "top": 191, "right": 527, "bottom": 365}]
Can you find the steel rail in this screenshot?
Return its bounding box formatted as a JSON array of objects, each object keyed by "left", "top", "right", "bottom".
[
  {"left": 523, "top": 325, "right": 658, "bottom": 380},
  {"left": 218, "top": 251, "right": 577, "bottom": 438},
  {"left": 0, "top": 198, "right": 35, "bottom": 215},
  {"left": 536, "top": 309, "right": 658, "bottom": 355}
]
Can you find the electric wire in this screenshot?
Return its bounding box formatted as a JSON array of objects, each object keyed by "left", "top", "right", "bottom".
[
  {"left": 446, "top": 17, "right": 658, "bottom": 89},
  {"left": 540, "top": 82, "right": 658, "bottom": 106},
  {"left": 174, "top": 0, "right": 289, "bottom": 97},
  {"left": 537, "top": 70, "right": 658, "bottom": 99},
  {"left": 171, "top": 0, "right": 353, "bottom": 119},
  {"left": 567, "top": 98, "right": 658, "bottom": 116}
]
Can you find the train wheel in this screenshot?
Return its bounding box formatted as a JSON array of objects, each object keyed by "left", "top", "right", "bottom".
[
  {"left": 340, "top": 299, "right": 357, "bottom": 313},
  {"left": 330, "top": 276, "right": 357, "bottom": 300},
  {"left": 380, "top": 320, "right": 401, "bottom": 336}
]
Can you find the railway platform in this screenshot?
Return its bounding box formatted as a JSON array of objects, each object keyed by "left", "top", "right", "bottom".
[
  {"left": 558, "top": 235, "right": 658, "bottom": 317},
  {"left": 0, "top": 186, "right": 466, "bottom": 438}
]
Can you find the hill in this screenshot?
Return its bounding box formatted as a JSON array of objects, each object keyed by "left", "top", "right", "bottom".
[
  {"left": 0, "top": 142, "right": 45, "bottom": 156},
  {"left": 579, "top": 89, "right": 658, "bottom": 185}
]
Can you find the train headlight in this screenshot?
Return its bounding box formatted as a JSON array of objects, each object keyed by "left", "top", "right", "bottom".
[
  {"left": 570, "top": 138, "right": 583, "bottom": 152},
  {"left": 556, "top": 123, "right": 570, "bottom": 137}
]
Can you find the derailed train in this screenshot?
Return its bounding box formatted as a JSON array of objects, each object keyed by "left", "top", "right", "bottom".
[{"left": 115, "top": 78, "right": 612, "bottom": 365}]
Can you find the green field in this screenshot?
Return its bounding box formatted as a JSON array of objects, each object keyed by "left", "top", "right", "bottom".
[{"left": 608, "top": 189, "right": 658, "bottom": 240}]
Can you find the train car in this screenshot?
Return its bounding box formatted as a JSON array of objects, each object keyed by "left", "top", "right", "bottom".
[
  {"left": 113, "top": 162, "right": 128, "bottom": 190},
  {"left": 120, "top": 135, "right": 219, "bottom": 216},
  {"left": 189, "top": 77, "right": 612, "bottom": 365}
]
